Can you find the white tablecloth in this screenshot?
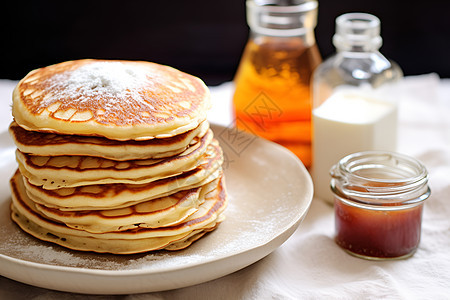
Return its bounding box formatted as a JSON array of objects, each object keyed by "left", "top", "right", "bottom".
[{"left": 0, "top": 74, "right": 449, "bottom": 299}]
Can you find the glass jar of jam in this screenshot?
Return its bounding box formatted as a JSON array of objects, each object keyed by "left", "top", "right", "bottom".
[{"left": 330, "top": 151, "right": 430, "bottom": 260}]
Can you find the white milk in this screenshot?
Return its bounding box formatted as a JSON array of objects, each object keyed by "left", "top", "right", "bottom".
[{"left": 312, "top": 89, "right": 397, "bottom": 203}]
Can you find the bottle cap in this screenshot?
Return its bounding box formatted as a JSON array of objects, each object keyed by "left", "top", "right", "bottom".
[
  {"left": 333, "top": 13, "right": 383, "bottom": 51},
  {"left": 246, "top": 0, "right": 318, "bottom": 36}
]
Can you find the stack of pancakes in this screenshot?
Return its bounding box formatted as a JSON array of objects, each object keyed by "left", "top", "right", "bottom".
[{"left": 9, "top": 59, "right": 227, "bottom": 254}]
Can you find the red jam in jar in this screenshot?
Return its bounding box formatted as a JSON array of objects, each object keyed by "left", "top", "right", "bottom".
[{"left": 330, "top": 151, "right": 430, "bottom": 260}]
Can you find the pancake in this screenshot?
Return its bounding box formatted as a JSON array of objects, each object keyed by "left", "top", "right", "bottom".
[
  {"left": 36, "top": 187, "right": 203, "bottom": 233},
  {"left": 10, "top": 172, "right": 227, "bottom": 254},
  {"left": 163, "top": 224, "right": 220, "bottom": 251},
  {"left": 21, "top": 144, "right": 223, "bottom": 211},
  {"left": 34, "top": 179, "right": 219, "bottom": 234},
  {"left": 12, "top": 59, "right": 211, "bottom": 141},
  {"left": 9, "top": 120, "right": 209, "bottom": 160},
  {"left": 16, "top": 131, "right": 214, "bottom": 190}
]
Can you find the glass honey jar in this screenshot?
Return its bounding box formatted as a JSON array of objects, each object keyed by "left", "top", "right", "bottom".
[
  {"left": 232, "top": 0, "right": 321, "bottom": 167},
  {"left": 330, "top": 151, "right": 431, "bottom": 260}
]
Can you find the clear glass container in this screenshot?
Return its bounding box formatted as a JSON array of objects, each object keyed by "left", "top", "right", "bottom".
[
  {"left": 232, "top": 0, "right": 321, "bottom": 168},
  {"left": 311, "top": 13, "right": 403, "bottom": 202},
  {"left": 330, "top": 151, "right": 430, "bottom": 260}
]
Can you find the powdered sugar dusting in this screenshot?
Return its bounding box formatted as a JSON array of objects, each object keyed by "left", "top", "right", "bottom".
[{"left": 46, "top": 62, "right": 152, "bottom": 106}]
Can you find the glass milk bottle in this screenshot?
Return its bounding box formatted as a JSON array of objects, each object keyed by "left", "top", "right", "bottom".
[
  {"left": 311, "top": 13, "right": 403, "bottom": 203},
  {"left": 233, "top": 0, "right": 321, "bottom": 168}
]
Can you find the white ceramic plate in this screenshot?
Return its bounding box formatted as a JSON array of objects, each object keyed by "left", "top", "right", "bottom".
[{"left": 0, "top": 124, "right": 313, "bottom": 294}]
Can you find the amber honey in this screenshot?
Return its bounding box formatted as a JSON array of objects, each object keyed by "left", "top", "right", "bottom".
[{"left": 232, "top": 36, "right": 321, "bottom": 167}]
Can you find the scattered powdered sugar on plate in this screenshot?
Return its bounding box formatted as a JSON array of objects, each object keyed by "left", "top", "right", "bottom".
[{"left": 0, "top": 227, "right": 164, "bottom": 270}]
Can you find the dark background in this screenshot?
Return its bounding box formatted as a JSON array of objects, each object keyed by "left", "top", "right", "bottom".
[{"left": 1, "top": 0, "right": 449, "bottom": 86}]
